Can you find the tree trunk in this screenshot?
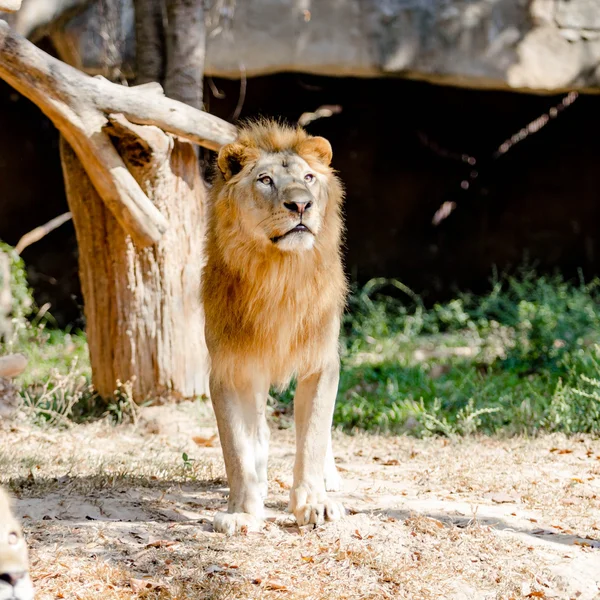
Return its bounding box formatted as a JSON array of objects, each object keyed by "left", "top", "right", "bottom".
[
  {"left": 50, "top": 0, "right": 213, "bottom": 403},
  {"left": 164, "top": 0, "right": 205, "bottom": 110},
  {"left": 0, "top": 3, "right": 219, "bottom": 402},
  {"left": 60, "top": 122, "right": 210, "bottom": 402},
  {"left": 133, "top": 0, "right": 164, "bottom": 85}
]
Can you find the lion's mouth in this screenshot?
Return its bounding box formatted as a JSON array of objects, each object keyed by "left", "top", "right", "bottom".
[{"left": 270, "top": 223, "right": 313, "bottom": 244}]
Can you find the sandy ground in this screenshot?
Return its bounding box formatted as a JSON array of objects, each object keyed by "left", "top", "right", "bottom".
[{"left": 1, "top": 400, "right": 599, "bottom": 600}]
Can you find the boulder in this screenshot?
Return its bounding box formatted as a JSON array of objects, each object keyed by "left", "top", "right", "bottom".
[{"left": 5, "top": 0, "right": 600, "bottom": 92}]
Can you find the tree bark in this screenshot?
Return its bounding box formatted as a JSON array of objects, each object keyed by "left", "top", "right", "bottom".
[
  {"left": 133, "top": 0, "right": 165, "bottom": 85},
  {"left": 165, "top": 0, "right": 204, "bottom": 109},
  {"left": 60, "top": 122, "right": 210, "bottom": 401}
]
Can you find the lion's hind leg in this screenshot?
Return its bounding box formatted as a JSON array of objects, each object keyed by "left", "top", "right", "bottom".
[{"left": 211, "top": 378, "right": 268, "bottom": 534}]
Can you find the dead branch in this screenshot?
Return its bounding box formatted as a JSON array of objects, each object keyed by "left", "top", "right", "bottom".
[
  {"left": 0, "top": 0, "right": 21, "bottom": 12},
  {"left": 0, "top": 354, "right": 27, "bottom": 378},
  {"left": 8, "top": 0, "right": 87, "bottom": 40},
  {"left": 0, "top": 19, "right": 237, "bottom": 246},
  {"left": 15, "top": 212, "right": 72, "bottom": 255}
]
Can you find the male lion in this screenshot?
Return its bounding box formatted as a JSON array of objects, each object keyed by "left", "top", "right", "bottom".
[
  {"left": 202, "top": 120, "right": 347, "bottom": 534},
  {"left": 0, "top": 488, "right": 34, "bottom": 600}
]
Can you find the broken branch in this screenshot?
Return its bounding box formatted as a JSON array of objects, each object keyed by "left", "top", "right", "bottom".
[
  {"left": 0, "top": 19, "right": 237, "bottom": 245},
  {"left": 15, "top": 212, "right": 72, "bottom": 254}
]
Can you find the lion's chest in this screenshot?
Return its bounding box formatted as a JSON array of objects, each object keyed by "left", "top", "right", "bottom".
[{"left": 231, "top": 276, "right": 335, "bottom": 380}]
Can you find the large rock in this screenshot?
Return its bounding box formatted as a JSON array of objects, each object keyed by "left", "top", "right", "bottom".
[{"left": 6, "top": 0, "right": 600, "bottom": 92}]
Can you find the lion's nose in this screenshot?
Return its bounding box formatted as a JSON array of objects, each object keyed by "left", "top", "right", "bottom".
[
  {"left": 0, "top": 571, "right": 25, "bottom": 587},
  {"left": 283, "top": 200, "right": 312, "bottom": 214}
]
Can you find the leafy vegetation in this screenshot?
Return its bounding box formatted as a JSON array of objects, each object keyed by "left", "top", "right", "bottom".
[
  {"left": 333, "top": 268, "right": 600, "bottom": 435},
  {"left": 0, "top": 242, "right": 33, "bottom": 322}
]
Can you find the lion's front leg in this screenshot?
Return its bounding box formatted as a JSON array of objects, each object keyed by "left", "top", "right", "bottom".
[
  {"left": 211, "top": 378, "right": 268, "bottom": 535},
  {"left": 290, "top": 360, "right": 345, "bottom": 526},
  {"left": 324, "top": 433, "right": 342, "bottom": 492}
]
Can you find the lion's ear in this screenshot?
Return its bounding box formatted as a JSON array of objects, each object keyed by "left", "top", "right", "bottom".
[
  {"left": 299, "top": 136, "right": 333, "bottom": 167},
  {"left": 217, "top": 142, "right": 247, "bottom": 180}
]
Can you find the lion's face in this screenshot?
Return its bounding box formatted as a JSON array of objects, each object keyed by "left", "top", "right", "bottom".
[
  {"left": 242, "top": 152, "right": 327, "bottom": 252},
  {"left": 0, "top": 491, "right": 33, "bottom": 600},
  {"left": 216, "top": 130, "right": 335, "bottom": 253}
]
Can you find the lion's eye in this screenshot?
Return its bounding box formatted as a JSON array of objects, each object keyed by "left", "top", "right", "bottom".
[
  {"left": 7, "top": 532, "right": 19, "bottom": 545},
  {"left": 304, "top": 173, "right": 315, "bottom": 184},
  {"left": 258, "top": 175, "right": 273, "bottom": 186}
]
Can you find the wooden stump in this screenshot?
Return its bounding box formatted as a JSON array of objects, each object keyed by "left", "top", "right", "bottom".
[{"left": 60, "top": 119, "right": 210, "bottom": 402}]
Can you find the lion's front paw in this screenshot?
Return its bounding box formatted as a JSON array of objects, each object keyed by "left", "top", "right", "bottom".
[
  {"left": 213, "top": 512, "right": 264, "bottom": 535},
  {"left": 294, "top": 499, "right": 344, "bottom": 526},
  {"left": 290, "top": 484, "right": 345, "bottom": 527}
]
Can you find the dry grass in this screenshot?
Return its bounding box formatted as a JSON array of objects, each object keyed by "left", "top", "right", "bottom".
[{"left": 1, "top": 401, "right": 599, "bottom": 600}]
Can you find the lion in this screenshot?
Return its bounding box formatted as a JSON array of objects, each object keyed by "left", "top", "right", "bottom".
[
  {"left": 202, "top": 120, "right": 347, "bottom": 534},
  {"left": 0, "top": 488, "right": 34, "bottom": 600}
]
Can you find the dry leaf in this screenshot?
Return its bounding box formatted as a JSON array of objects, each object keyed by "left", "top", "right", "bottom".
[
  {"left": 192, "top": 434, "right": 218, "bottom": 447},
  {"left": 146, "top": 539, "right": 177, "bottom": 548},
  {"left": 265, "top": 579, "right": 288, "bottom": 591},
  {"left": 274, "top": 477, "right": 290, "bottom": 490},
  {"left": 383, "top": 459, "right": 400, "bottom": 466},
  {"left": 549, "top": 448, "right": 572, "bottom": 454},
  {"left": 526, "top": 592, "right": 546, "bottom": 598},
  {"left": 130, "top": 578, "right": 162, "bottom": 592},
  {"left": 426, "top": 517, "right": 444, "bottom": 528}
]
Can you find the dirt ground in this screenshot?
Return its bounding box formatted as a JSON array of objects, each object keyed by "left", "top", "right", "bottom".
[{"left": 1, "top": 400, "right": 599, "bottom": 600}]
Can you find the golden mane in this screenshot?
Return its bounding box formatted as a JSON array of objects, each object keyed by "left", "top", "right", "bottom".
[{"left": 202, "top": 120, "right": 347, "bottom": 387}]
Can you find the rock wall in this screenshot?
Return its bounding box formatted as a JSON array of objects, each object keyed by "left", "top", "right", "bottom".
[{"left": 6, "top": 0, "right": 600, "bottom": 92}]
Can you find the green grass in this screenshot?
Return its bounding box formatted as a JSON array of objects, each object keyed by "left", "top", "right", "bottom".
[
  {"left": 4, "top": 239, "right": 600, "bottom": 436},
  {"left": 332, "top": 268, "right": 600, "bottom": 436}
]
